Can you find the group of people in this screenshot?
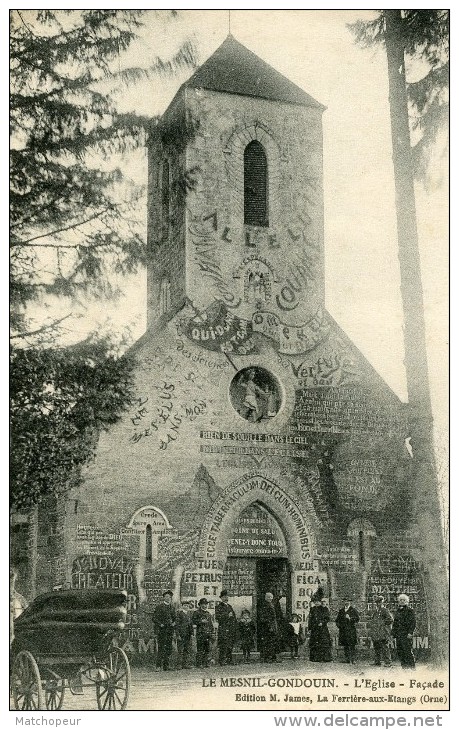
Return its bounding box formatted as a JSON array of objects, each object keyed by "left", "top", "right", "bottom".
[
  {"left": 152, "top": 588, "right": 417, "bottom": 672},
  {"left": 307, "top": 591, "right": 417, "bottom": 669},
  {"left": 152, "top": 589, "right": 243, "bottom": 671}
]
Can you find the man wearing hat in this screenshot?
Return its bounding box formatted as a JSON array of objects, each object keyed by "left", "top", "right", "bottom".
[
  {"left": 153, "top": 589, "right": 176, "bottom": 671},
  {"left": 258, "top": 591, "right": 280, "bottom": 663},
  {"left": 335, "top": 597, "right": 360, "bottom": 664},
  {"left": 368, "top": 595, "right": 393, "bottom": 667},
  {"left": 192, "top": 598, "right": 215, "bottom": 668},
  {"left": 392, "top": 593, "right": 416, "bottom": 668},
  {"left": 215, "top": 589, "right": 238, "bottom": 665}
]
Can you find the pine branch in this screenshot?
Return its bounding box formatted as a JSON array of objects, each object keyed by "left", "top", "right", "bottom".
[
  {"left": 10, "top": 313, "right": 73, "bottom": 340},
  {"left": 16, "top": 10, "right": 39, "bottom": 38},
  {"left": 12, "top": 207, "right": 114, "bottom": 246}
]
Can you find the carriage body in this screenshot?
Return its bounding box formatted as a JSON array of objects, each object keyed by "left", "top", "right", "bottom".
[{"left": 11, "top": 589, "right": 131, "bottom": 710}]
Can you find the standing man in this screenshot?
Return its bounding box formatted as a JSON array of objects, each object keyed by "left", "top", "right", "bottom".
[
  {"left": 258, "top": 592, "right": 279, "bottom": 663},
  {"left": 176, "top": 599, "right": 194, "bottom": 669},
  {"left": 215, "top": 589, "right": 238, "bottom": 666},
  {"left": 192, "top": 597, "right": 215, "bottom": 668},
  {"left": 153, "top": 589, "right": 176, "bottom": 672},
  {"left": 336, "top": 597, "right": 360, "bottom": 664},
  {"left": 392, "top": 593, "right": 416, "bottom": 669},
  {"left": 368, "top": 595, "right": 393, "bottom": 667}
]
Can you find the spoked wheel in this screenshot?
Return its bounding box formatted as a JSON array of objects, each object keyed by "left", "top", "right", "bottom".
[
  {"left": 96, "top": 647, "right": 130, "bottom": 710},
  {"left": 12, "top": 650, "right": 44, "bottom": 710},
  {"left": 44, "top": 673, "right": 65, "bottom": 710}
]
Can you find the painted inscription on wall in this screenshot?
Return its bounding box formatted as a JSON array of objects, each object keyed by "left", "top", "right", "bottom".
[
  {"left": 143, "top": 566, "right": 172, "bottom": 605},
  {"left": 182, "top": 558, "right": 224, "bottom": 613},
  {"left": 222, "top": 557, "right": 257, "bottom": 596},
  {"left": 180, "top": 300, "right": 255, "bottom": 355},
  {"left": 70, "top": 554, "right": 143, "bottom": 655},
  {"left": 71, "top": 554, "right": 136, "bottom": 591},
  {"left": 252, "top": 307, "right": 329, "bottom": 354},
  {"left": 198, "top": 474, "right": 311, "bottom": 560},
  {"left": 367, "top": 555, "right": 429, "bottom": 653},
  {"left": 180, "top": 304, "right": 329, "bottom": 356},
  {"left": 292, "top": 564, "right": 328, "bottom": 623},
  {"left": 127, "top": 506, "right": 172, "bottom": 564},
  {"left": 292, "top": 386, "right": 406, "bottom": 437},
  {"left": 281, "top": 351, "right": 360, "bottom": 388},
  {"left": 319, "top": 545, "right": 357, "bottom": 572},
  {"left": 275, "top": 252, "right": 317, "bottom": 312},
  {"left": 227, "top": 503, "right": 287, "bottom": 557},
  {"left": 189, "top": 210, "right": 241, "bottom": 308},
  {"left": 75, "top": 524, "right": 139, "bottom": 558},
  {"left": 200, "top": 430, "right": 310, "bottom": 460},
  {"left": 333, "top": 458, "right": 385, "bottom": 510}
]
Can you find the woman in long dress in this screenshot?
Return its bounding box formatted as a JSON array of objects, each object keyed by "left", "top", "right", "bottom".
[{"left": 308, "top": 597, "right": 333, "bottom": 662}]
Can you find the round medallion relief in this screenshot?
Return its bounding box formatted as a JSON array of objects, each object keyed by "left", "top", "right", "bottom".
[{"left": 229, "top": 366, "right": 282, "bottom": 423}]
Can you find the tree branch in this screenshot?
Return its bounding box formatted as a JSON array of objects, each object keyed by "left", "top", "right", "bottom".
[
  {"left": 10, "top": 313, "right": 73, "bottom": 340},
  {"left": 16, "top": 10, "right": 39, "bottom": 38},
  {"left": 11, "top": 207, "right": 113, "bottom": 247}
]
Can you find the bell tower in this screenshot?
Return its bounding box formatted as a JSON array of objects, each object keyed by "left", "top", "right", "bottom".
[{"left": 147, "top": 36, "right": 326, "bottom": 330}]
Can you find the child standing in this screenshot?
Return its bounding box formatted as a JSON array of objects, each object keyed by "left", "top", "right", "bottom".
[
  {"left": 238, "top": 609, "right": 256, "bottom": 662},
  {"left": 288, "top": 613, "right": 304, "bottom": 659}
]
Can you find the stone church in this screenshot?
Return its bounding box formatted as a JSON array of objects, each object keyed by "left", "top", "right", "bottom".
[{"left": 36, "top": 36, "right": 428, "bottom": 660}]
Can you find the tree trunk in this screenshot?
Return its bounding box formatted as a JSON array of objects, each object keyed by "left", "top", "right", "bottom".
[{"left": 384, "top": 9, "right": 448, "bottom": 665}]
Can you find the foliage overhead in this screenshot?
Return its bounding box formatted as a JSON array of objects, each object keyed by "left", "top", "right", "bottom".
[
  {"left": 10, "top": 9, "right": 197, "bottom": 338},
  {"left": 348, "top": 10, "right": 449, "bottom": 181},
  {"left": 10, "top": 341, "right": 136, "bottom": 511},
  {"left": 9, "top": 10, "right": 197, "bottom": 513}
]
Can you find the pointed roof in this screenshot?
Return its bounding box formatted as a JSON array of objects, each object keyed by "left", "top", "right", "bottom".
[{"left": 184, "top": 35, "right": 324, "bottom": 109}]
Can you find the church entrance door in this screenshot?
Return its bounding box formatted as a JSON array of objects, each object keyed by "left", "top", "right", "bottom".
[
  {"left": 256, "top": 557, "right": 291, "bottom": 651},
  {"left": 221, "top": 502, "right": 291, "bottom": 651}
]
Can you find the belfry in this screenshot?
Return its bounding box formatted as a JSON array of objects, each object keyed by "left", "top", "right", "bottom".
[{"left": 41, "top": 36, "right": 428, "bottom": 661}]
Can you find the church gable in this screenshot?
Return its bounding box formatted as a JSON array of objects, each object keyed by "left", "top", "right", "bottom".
[{"left": 77, "top": 301, "right": 407, "bottom": 532}]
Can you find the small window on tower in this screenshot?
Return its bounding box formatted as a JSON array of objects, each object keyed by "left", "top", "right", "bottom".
[
  {"left": 244, "top": 141, "right": 268, "bottom": 227},
  {"left": 162, "top": 159, "right": 170, "bottom": 238},
  {"left": 160, "top": 279, "right": 171, "bottom": 315}
]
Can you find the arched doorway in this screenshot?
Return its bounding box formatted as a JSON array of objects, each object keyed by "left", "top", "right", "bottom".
[
  {"left": 222, "top": 501, "right": 291, "bottom": 635},
  {"left": 194, "top": 474, "right": 321, "bottom": 650}
]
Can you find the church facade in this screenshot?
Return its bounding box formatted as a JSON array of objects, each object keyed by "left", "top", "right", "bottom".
[{"left": 38, "top": 38, "right": 429, "bottom": 661}]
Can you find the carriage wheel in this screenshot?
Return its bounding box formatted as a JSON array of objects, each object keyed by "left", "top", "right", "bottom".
[
  {"left": 96, "top": 647, "right": 130, "bottom": 710},
  {"left": 44, "top": 675, "right": 65, "bottom": 710},
  {"left": 12, "top": 651, "right": 44, "bottom": 710}
]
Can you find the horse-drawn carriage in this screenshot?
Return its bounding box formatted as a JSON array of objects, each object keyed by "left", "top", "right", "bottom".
[{"left": 11, "top": 589, "right": 131, "bottom": 711}]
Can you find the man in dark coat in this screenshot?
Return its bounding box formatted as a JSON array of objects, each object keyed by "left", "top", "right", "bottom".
[
  {"left": 176, "top": 599, "right": 194, "bottom": 669},
  {"left": 308, "top": 596, "right": 332, "bottom": 662},
  {"left": 368, "top": 595, "right": 393, "bottom": 667},
  {"left": 392, "top": 593, "right": 416, "bottom": 668},
  {"left": 335, "top": 598, "right": 360, "bottom": 664},
  {"left": 192, "top": 597, "right": 215, "bottom": 668},
  {"left": 215, "top": 590, "right": 238, "bottom": 665},
  {"left": 258, "top": 592, "right": 279, "bottom": 663},
  {"left": 153, "top": 589, "right": 176, "bottom": 671}
]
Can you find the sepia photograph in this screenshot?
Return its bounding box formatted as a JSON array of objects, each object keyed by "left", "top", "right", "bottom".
[{"left": 9, "top": 8, "right": 449, "bottom": 713}]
